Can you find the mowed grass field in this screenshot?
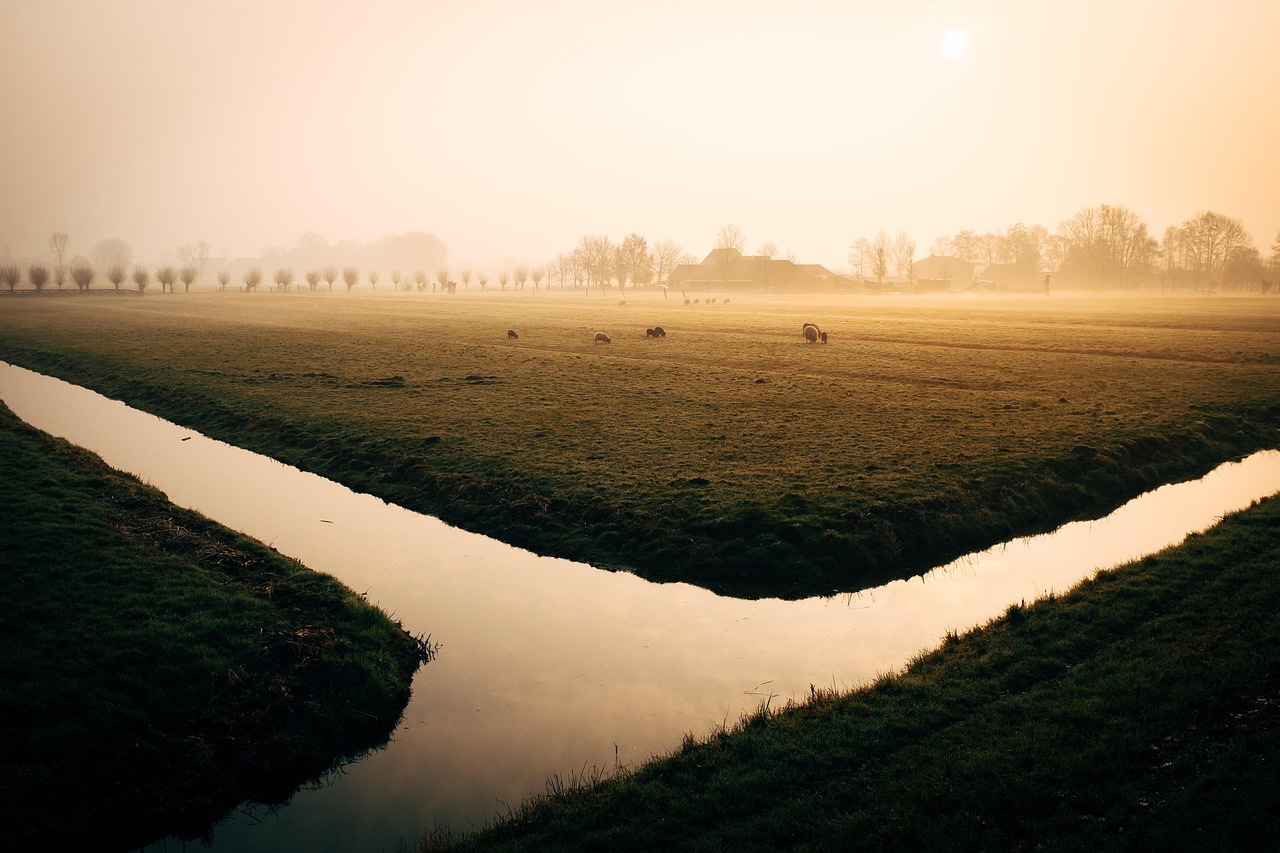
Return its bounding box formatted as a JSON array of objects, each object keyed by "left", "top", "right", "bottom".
[{"left": 1, "top": 290, "right": 1277, "bottom": 597}]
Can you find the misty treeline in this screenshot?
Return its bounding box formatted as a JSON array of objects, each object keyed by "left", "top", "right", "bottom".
[
  {"left": 852, "top": 206, "right": 1278, "bottom": 290},
  {"left": 517, "top": 234, "right": 697, "bottom": 293}
]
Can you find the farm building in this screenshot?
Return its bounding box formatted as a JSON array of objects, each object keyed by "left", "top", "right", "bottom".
[
  {"left": 912, "top": 255, "right": 974, "bottom": 291},
  {"left": 668, "top": 249, "right": 853, "bottom": 292}
]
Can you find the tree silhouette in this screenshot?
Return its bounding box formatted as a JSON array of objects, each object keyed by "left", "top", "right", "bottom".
[
  {"left": 478, "top": 272, "right": 489, "bottom": 291},
  {"left": 323, "top": 266, "right": 338, "bottom": 291},
  {"left": 156, "top": 266, "right": 177, "bottom": 293},
  {"left": 242, "top": 267, "right": 262, "bottom": 293},
  {"left": 70, "top": 263, "right": 95, "bottom": 291},
  {"left": 342, "top": 266, "right": 359, "bottom": 291},
  {"left": 368, "top": 270, "right": 379, "bottom": 291},
  {"left": 28, "top": 264, "right": 50, "bottom": 291},
  {"left": 133, "top": 266, "right": 150, "bottom": 293},
  {"left": 180, "top": 266, "right": 198, "bottom": 292},
  {"left": 274, "top": 268, "right": 294, "bottom": 292},
  {"left": 49, "top": 232, "right": 69, "bottom": 288},
  {"left": 0, "top": 265, "right": 20, "bottom": 291},
  {"left": 435, "top": 268, "right": 449, "bottom": 292},
  {"left": 461, "top": 268, "right": 472, "bottom": 290},
  {"left": 218, "top": 270, "right": 230, "bottom": 291},
  {"left": 107, "top": 265, "right": 126, "bottom": 290},
  {"left": 305, "top": 269, "right": 321, "bottom": 292}
]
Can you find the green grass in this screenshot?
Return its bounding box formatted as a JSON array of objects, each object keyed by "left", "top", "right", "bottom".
[
  {"left": 424, "top": 494, "right": 1280, "bottom": 851},
  {"left": 0, "top": 402, "right": 433, "bottom": 850},
  {"left": 1, "top": 291, "right": 1277, "bottom": 598}
]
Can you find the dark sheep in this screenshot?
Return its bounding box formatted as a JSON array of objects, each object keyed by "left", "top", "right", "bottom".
[
  {"left": 821, "top": 331, "right": 828, "bottom": 344},
  {"left": 803, "top": 325, "right": 819, "bottom": 344},
  {"left": 654, "top": 326, "right": 666, "bottom": 337},
  {"left": 646, "top": 328, "right": 660, "bottom": 338},
  {"left": 507, "top": 329, "right": 518, "bottom": 339},
  {"left": 594, "top": 331, "right": 612, "bottom": 344},
  {"left": 684, "top": 298, "right": 691, "bottom": 305}
]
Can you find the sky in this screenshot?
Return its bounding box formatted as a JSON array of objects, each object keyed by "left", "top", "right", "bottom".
[{"left": 2, "top": 0, "right": 1277, "bottom": 272}]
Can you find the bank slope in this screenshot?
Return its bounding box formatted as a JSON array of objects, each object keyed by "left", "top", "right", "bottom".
[{"left": 0, "top": 402, "right": 433, "bottom": 851}]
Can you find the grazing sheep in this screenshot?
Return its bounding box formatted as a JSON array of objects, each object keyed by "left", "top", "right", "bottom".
[
  {"left": 802, "top": 322, "right": 820, "bottom": 336},
  {"left": 803, "top": 325, "right": 819, "bottom": 344},
  {"left": 821, "top": 331, "right": 828, "bottom": 344},
  {"left": 693, "top": 298, "right": 700, "bottom": 304},
  {"left": 723, "top": 298, "right": 730, "bottom": 304},
  {"left": 507, "top": 329, "right": 519, "bottom": 339},
  {"left": 646, "top": 328, "right": 660, "bottom": 338},
  {"left": 654, "top": 326, "right": 666, "bottom": 337},
  {"left": 594, "top": 331, "right": 612, "bottom": 344},
  {"left": 618, "top": 300, "right": 626, "bottom": 305},
  {"left": 684, "top": 298, "right": 691, "bottom": 305}
]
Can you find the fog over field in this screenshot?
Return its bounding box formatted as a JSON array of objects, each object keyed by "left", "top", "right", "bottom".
[{"left": 1, "top": 0, "right": 1277, "bottom": 274}]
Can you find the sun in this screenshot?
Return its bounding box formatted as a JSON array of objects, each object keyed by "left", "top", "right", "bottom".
[{"left": 941, "top": 30, "right": 968, "bottom": 60}]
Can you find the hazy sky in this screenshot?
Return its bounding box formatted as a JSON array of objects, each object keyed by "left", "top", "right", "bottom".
[{"left": 2, "top": 0, "right": 1277, "bottom": 271}]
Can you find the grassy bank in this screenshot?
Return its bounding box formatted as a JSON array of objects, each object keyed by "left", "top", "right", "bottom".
[
  {"left": 1, "top": 292, "right": 1277, "bottom": 598},
  {"left": 428, "top": 493, "right": 1280, "bottom": 851},
  {"left": 0, "top": 402, "right": 433, "bottom": 851}
]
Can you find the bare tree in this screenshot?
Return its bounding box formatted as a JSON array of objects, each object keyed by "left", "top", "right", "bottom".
[
  {"left": 218, "top": 270, "right": 231, "bottom": 291},
  {"left": 107, "top": 265, "right": 126, "bottom": 290},
  {"left": 391, "top": 270, "right": 403, "bottom": 291},
  {"left": 514, "top": 265, "right": 528, "bottom": 290},
  {"left": 436, "top": 268, "right": 449, "bottom": 292},
  {"left": 49, "top": 232, "right": 69, "bottom": 288},
  {"left": 368, "top": 270, "right": 379, "bottom": 291},
  {"left": 1179, "top": 210, "right": 1252, "bottom": 288},
  {"left": 133, "top": 266, "right": 150, "bottom": 293},
  {"left": 28, "top": 264, "right": 50, "bottom": 291},
  {"left": 305, "top": 269, "right": 321, "bottom": 291},
  {"left": 413, "top": 269, "right": 427, "bottom": 292},
  {"left": 716, "top": 224, "right": 746, "bottom": 252},
  {"left": 757, "top": 241, "right": 778, "bottom": 259},
  {"left": 477, "top": 272, "right": 489, "bottom": 291},
  {"left": 274, "top": 268, "right": 294, "bottom": 292},
  {"left": 619, "top": 233, "right": 651, "bottom": 290},
  {"left": 92, "top": 238, "right": 134, "bottom": 271},
  {"left": 531, "top": 266, "right": 545, "bottom": 290},
  {"left": 460, "top": 268, "right": 473, "bottom": 290},
  {"left": 178, "top": 240, "right": 211, "bottom": 274},
  {"left": 498, "top": 270, "right": 509, "bottom": 290},
  {"left": 929, "top": 234, "right": 953, "bottom": 257},
  {"left": 323, "top": 265, "right": 338, "bottom": 291},
  {"left": 868, "top": 231, "right": 890, "bottom": 284},
  {"left": 70, "top": 263, "right": 95, "bottom": 291},
  {"left": 1059, "top": 204, "right": 1155, "bottom": 287},
  {"left": 652, "top": 239, "right": 684, "bottom": 285},
  {"left": 342, "top": 266, "right": 359, "bottom": 290},
  {"left": 891, "top": 231, "right": 916, "bottom": 280},
  {"left": 180, "top": 265, "right": 198, "bottom": 292},
  {"left": 0, "top": 265, "right": 19, "bottom": 291},
  {"left": 156, "top": 265, "right": 177, "bottom": 293}
]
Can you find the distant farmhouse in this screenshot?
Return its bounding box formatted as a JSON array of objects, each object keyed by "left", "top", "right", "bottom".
[
  {"left": 912, "top": 255, "right": 974, "bottom": 292},
  {"left": 973, "top": 262, "right": 1041, "bottom": 290},
  {"left": 668, "top": 249, "right": 853, "bottom": 293}
]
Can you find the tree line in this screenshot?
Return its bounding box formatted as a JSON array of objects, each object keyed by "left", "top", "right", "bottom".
[{"left": 850, "top": 206, "right": 1278, "bottom": 290}]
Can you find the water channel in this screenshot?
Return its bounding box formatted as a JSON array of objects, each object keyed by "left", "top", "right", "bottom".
[{"left": 2, "top": 361, "right": 1278, "bottom": 851}]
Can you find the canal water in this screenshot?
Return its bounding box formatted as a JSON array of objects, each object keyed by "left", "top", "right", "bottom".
[{"left": 2, "top": 361, "right": 1278, "bottom": 852}]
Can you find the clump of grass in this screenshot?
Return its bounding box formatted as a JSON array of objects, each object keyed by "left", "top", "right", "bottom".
[{"left": 0, "top": 403, "right": 433, "bottom": 850}]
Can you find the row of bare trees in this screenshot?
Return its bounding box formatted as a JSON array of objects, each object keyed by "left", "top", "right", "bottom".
[
  {"left": 851, "top": 206, "right": 1273, "bottom": 290},
  {"left": 531, "top": 234, "right": 694, "bottom": 294}
]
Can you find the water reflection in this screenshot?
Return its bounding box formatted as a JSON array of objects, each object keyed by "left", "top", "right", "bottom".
[{"left": 2, "top": 361, "right": 1278, "bottom": 852}]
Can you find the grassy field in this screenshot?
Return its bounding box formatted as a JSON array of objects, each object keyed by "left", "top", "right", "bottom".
[
  {"left": 1, "top": 289, "right": 1277, "bottom": 597},
  {"left": 424, "top": 493, "right": 1280, "bottom": 852},
  {"left": 0, "top": 402, "right": 433, "bottom": 850}
]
